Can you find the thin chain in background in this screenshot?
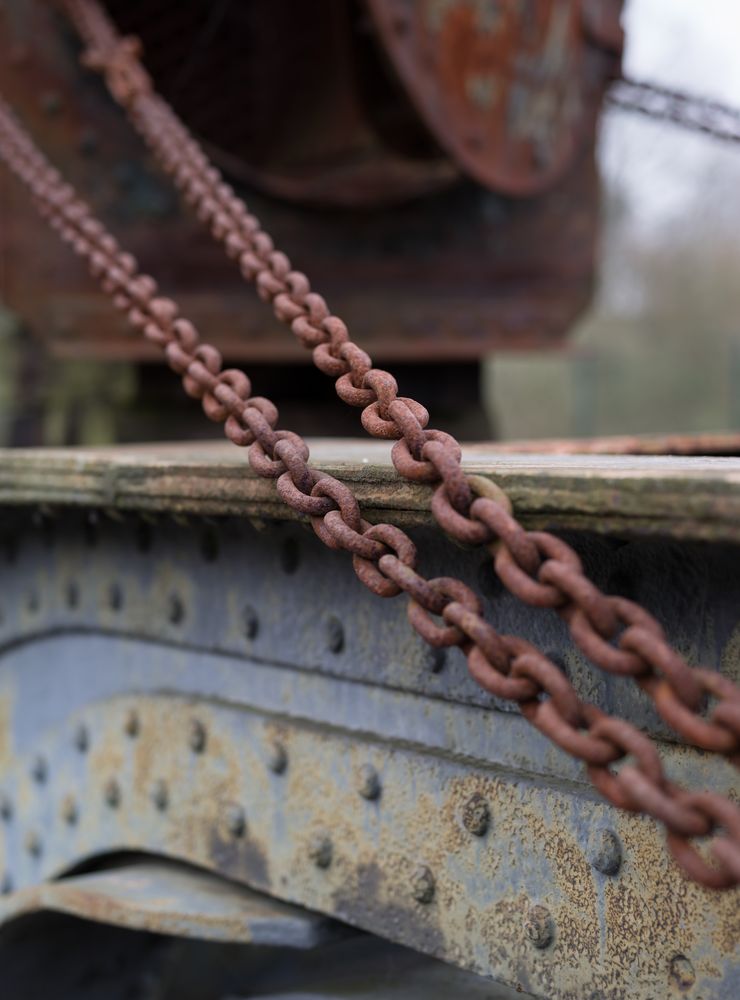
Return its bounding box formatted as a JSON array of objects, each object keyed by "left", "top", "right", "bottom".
[
  {"left": 62, "top": 2, "right": 740, "bottom": 776},
  {"left": 609, "top": 77, "right": 740, "bottom": 144},
  {"left": 0, "top": 5, "right": 737, "bottom": 886}
]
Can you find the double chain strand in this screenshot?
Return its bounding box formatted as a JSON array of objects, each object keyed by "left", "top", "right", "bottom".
[
  {"left": 1, "top": 93, "right": 739, "bottom": 890},
  {"left": 62, "top": 3, "right": 740, "bottom": 766}
]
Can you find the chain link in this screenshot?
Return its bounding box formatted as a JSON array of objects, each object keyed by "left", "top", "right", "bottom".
[
  {"left": 608, "top": 77, "right": 740, "bottom": 144},
  {"left": 1, "top": 7, "right": 739, "bottom": 887}
]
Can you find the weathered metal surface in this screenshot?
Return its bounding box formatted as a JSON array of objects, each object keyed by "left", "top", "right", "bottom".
[
  {"left": 2, "top": 441, "right": 740, "bottom": 542},
  {"left": 366, "top": 0, "right": 623, "bottom": 195},
  {"left": 0, "top": 858, "right": 333, "bottom": 946},
  {"left": 0, "top": 0, "right": 603, "bottom": 369},
  {"left": 0, "top": 507, "right": 737, "bottom": 997},
  {"left": 6, "top": 65, "right": 737, "bottom": 893}
]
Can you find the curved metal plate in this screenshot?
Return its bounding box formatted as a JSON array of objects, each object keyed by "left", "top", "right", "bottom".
[
  {"left": 366, "top": 0, "right": 620, "bottom": 195},
  {"left": 0, "top": 860, "right": 332, "bottom": 947}
]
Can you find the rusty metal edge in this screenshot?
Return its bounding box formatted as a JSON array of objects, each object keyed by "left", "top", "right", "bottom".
[{"left": 1, "top": 441, "right": 740, "bottom": 542}]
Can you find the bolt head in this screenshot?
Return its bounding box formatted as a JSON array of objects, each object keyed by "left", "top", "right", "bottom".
[
  {"left": 104, "top": 779, "right": 121, "bottom": 809},
  {"left": 266, "top": 740, "right": 287, "bottom": 775},
  {"left": 225, "top": 803, "right": 246, "bottom": 838},
  {"left": 30, "top": 755, "right": 47, "bottom": 784},
  {"left": 24, "top": 831, "right": 42, "bottom": 858},
  {"left": 168, "top": 593, "right": 185, "bottom": 625},
  {"left": 525, "top": 904, "right": 554, "bottom": 949},
  {"left": 670, "top": 955, "right": 695, "bottom": 991},
  {"left": 243, "top": 605, "right": 259, "bottom": 640},
  {"left": 0, "top": 792, "right": 12, "bottom": 822},
  {"left": 308, "top": 834, "right": 333, "bottom": 869},
  {"left": 151, "top": 780, "right": 169, "bottom": 811},
  {"left": 124, "top": 709, "right": 140, "bottom": 738},
  {"left": 61, "top": 794, "right": 78, "bottom": 825},
  {"left": 357, "top": 764, "right": 381, "bottom": 801},
  {"left": 589, "top": 828, "right": 622, "bottom": 876},
  {"left": 73, "top": 724, "right": 89, "bottom": 753},
  {"left": 411, "top": 865, "right": 435, "bottom": 904},
  {"left": 326, "top": 615, "right": 345, "bottom": 654},
  {"left": 462, "top": 793, "right": 490, "bottom": 836},
  {"left": 188, "top": 718, "right": 207, "bottom": 754}
]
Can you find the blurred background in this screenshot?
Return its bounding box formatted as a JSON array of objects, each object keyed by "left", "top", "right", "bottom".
[
  {"left": 1, "top": 0, "right": 739, "bottom": 446},
  {"left": 489, "top": 0, "right": 740, "bottom": 439}
]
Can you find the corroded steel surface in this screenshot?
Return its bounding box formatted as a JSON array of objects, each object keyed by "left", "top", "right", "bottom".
[
  {"left": 4, "top": 440, "right": 740, "bottom": 541},
  {"left": 0, "top": 511, "right": 737, "bottom": 996},
  {"left": 0, "top": 85, "right": 739, "bottom": 888},
  {"left": 0, "top": 0, "right": 603, "bottom": 368},
  {"left": 367, "top": 0, "right": 623, "bottom": 195},
  {"left": 0, "top": 859, "right": 333, "bottom": 946}
]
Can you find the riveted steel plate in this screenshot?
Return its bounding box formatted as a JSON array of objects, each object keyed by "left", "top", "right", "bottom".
[
  {"left": 366, "top": 0, "right": 623, "bottom": 195},
  {"left": 0, "top": 506, "right": 737, "bottom": 998}
]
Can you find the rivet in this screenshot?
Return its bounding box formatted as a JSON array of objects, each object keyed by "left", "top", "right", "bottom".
[
  {"left": 124, "top": 709, "right": 140, "bottom": 738},
  {"left": 524, "top": 904, "right": 554, "bottom": 949},
  {"left": 73, "top": 724, "right": 89, "bottom": 753},
  {"left": 31, "top": 755, "right": 48, "bottom": 784},
  {"left": 589, "top": 828, "right": 622, "bottom": 876},
  {"left": 0, "top": 792, "right": 13, "bottom": 822},
  {"left": 66, "top": 580, "right": 80, "bottom": 609},
  {"left": 60, "top": 794, "right": 78, "bottom": 825},
  {"left": 243, "top": 604, "right": 259, "bottom": 641},
  {"left": 108, "top": 582, "right": 123, "bottom": 611},
  {"left": 308, "top": 834, "right": 332, "bottom": 869},
  {"left": 168, "top": 593, "right": 185, "bottom": 625},
  {"left": 356, "top": 764, "right": 381, "bottom": 801},
  {"left": 188, "top": 718, "right": 207, "bottom": 754},
  {"left": 266, "top": 740, "right": 287, "bottom": 775},
  {"left": 326, "top": 615, "right": 345, "bottom": 654},
  {"left": 427, "top": 648, "right": 446, "bottom": 673},
  {"left": 0, "top": 872, "right": 12, "bottom": 895},
  {"left": 151, "top": 780, "right": 169, "bottom": 811},
  {"left": 25, "top": 830, "right": 42, "bottom": 858},
  {"left": 462, "top": 793, "right": 490, "bottom": 836},
  {"left": 104, "top": 778, "right": 121, "bottom": 808},
  {"left": 411, "top": 865, "right": 435, "bottom": 904},
  {"left": 225, "top": 803, "right": 246, "bottom": 838},
  {"left": 670, "top": 955, "right": 695, "bottom": 991}
]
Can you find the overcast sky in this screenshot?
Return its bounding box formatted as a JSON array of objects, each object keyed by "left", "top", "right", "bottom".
[{"left": 600, "top": 0, "right": 740, "bottom": 232}]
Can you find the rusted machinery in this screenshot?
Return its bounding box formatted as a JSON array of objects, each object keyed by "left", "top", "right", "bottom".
[
  {"left": 0, "top": 2, "right": 739, "bottom": 999},
  {"left": 0, "top": 0, "right": 622, "bottom": 442}
]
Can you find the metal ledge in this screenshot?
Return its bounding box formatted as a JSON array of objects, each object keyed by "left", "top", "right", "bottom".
[{"left": 1, "top": 440, "right": 740, "bottom": 540}]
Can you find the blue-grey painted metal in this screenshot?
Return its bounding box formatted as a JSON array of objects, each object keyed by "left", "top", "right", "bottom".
[{"left": 0, "top": 508, "right": 737, "bottom": 998}]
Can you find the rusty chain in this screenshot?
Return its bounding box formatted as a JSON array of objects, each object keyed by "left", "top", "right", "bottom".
[
  {"left": 60, "top": 0, "right": 740, "bottom": 771},
  {"left": 608, "top": 77, "right": 740, "bottom": 145},
  {"left": 2, "top": 92, "right": 740, "bottom": 893}
]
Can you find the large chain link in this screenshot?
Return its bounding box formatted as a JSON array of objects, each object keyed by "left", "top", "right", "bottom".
[
  {"left": 62, "top": 0, "right": 740, "bottom": 770},
  {"left": 1, "top": 12, "right": 739, "bottom": 888},
  {"left": 608, "top": 77, "right": 740, "bottom": 144}
]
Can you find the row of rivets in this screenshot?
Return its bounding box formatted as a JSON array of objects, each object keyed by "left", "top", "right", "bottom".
[{"left": 16, "top": 583, "right": 356, "bottom": 655}]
